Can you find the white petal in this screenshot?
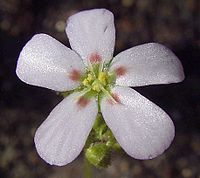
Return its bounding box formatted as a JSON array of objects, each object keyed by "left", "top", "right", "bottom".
[
  {"left": 110, "top": 43, "right": 184, "bottom": 87},
  {"left": 101, "top": 86, "right": 175, "bottom": 160},
  {"left": 34, "top": 92, "right": 98, "bottom": 166},
  {"left": 16, "top": 33, "right": 85, "bottom": 91},
  {"left": 66, "top": 9, "right": 115, "bottom": 65}
]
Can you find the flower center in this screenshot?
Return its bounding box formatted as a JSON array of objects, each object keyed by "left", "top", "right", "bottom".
[
  {"left": 81, "top": 63, "right": 116, "bottom": 97},
  {"left": 82, "top": 71, "right": 107, "bottom": 92}
]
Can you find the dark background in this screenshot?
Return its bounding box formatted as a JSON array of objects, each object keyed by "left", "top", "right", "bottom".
[{"left": 0, "top": 0, "right": 200, "bottom": 177}]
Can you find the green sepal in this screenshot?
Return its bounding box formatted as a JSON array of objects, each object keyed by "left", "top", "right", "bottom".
[
  {"left": 93, "top": 113, "right": 104, "bottom": 131},
  {"left": 93, "top": 113, "right": 107, "bottom": 140},
  {"left": 59, "top": 90, "right": 74, "bottom": 98},
  {"left": 112, "top": 143, "right": 121, "bottom": 152},
  {"left": 103, "top": 59, "right": 113, "bottom": 70},
  {"left": 85, "top": 143, "right": 111, "bottom": 168},
  {"left": 84, "top": 129, "right": 99, "bottom": 149},
  {"left": 59, "top": 85, "right": 85, "bottom": 98}
]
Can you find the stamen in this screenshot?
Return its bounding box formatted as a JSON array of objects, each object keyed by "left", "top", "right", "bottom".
[
  {"left": 92, "top": 81, "right": 101, "bottom": 92},
  {"left": 83, "top": 78, "right": 90, "bottom": 86},
  {"left": 80, "top": 56, "right": 116, "bottom": 99},
  {"left": 100, "top": 86, "right": 117, "bottom": 104},
  {"left": 107, "top": 93, "right": 121, "bottom": 105},
  {"left": 98, "top": 72, "right": 107, "bottom": 85},
  {"left": 87, "top": 74, "right": 94, "bottom": 82}
]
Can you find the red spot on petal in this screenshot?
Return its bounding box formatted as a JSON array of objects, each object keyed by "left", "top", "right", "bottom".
[
  {"left": 108, "top": 93, "right": 121, "bottom": 105},
  {"left": 69, "top": 69, "right": 81, "bottom": 81},
  {"left": 115, "top": 66, "right": 127, "bottom": 76},
  {"left": 77, "top": 96, "right": 90, "bottom": 108},
  {"left": 89, "top": 53, "right": 102, "bottom": 64}
]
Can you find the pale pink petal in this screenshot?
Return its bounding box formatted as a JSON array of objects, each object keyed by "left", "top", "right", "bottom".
[
  {"left": 110, "top": 43, "right": 184, "bottom": 87},
  {"left": 101, "top": 86, "right": 175, "bottom": 160},
  {"left": 34, "top": 92, "right": 98, "bottom": 166},
  {"left": 66, "top": 9, "right": 115, "bottom": 65},
  {"left": 16, "top": 33, "right": 85, "bottom": 91}
]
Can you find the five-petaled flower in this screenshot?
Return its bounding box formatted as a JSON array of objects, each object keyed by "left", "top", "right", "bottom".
[{"left": 16, "top": 9, "right": 185, "bottom": 166}]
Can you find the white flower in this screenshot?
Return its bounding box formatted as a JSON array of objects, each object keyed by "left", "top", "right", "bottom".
[{"left": 16, "top": 9, "right": 185, "bottom": 166}]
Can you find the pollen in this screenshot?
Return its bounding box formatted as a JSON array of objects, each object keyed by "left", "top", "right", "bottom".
[
  {"left": 83, "top": 78, "right": 90, "bottom": 86},
  {"left": 87, "top": 74, "right": 94, "bottom": 82},
  {"left": 92, "top": 81, "right": 101, "bottom": 92},
  {"left": 82, "top": 73, "right": 95, "bottom": 87},
  {"left": 98, "top": 72, "right": 107, "bottom": 85}
]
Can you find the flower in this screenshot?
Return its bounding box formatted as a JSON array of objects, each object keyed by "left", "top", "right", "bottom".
[{"left": 16, "top": 8, "right": 185, "bottom": 166}]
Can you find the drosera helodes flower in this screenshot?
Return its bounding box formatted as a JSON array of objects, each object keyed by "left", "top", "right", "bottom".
[{"left": 16, "top": 8, "right": 185, "bottom": 167}]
